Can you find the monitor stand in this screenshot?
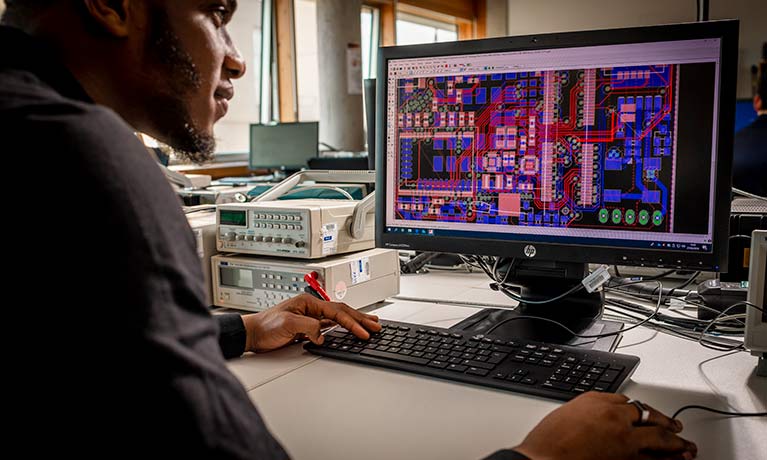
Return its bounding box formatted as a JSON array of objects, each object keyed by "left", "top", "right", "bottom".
[{"left": 450, "top": 260, "right": 623, "bottom": 351}]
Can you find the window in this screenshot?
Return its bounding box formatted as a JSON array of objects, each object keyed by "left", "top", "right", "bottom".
[
  {"left": 294, "top": 0, "right": 320, "bottom": 122},
  {"left": 361, "top": 5, "right": 380, "bottom": 80},
  {"left": 214, "top": 0, "right": 264, "bottom": 154},
  {"left": 396, "top": 12, "right": 458, "bottom": 46}
]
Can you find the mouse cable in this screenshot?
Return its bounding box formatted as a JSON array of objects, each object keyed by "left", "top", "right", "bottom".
[{"left": 673, "top": 405, "right": 767, "bottom": 419}]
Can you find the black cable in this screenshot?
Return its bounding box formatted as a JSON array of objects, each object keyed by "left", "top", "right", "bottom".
[
  {"left": 673, "top": 405, "right": 766, "bottom": 419},
  {"left": 318, "top": 141, "right": 340, "bottom": 152}
]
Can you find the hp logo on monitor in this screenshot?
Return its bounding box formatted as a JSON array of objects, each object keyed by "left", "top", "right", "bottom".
[{"left": 524, "top": 245, "right": 537, "bottom": 258}]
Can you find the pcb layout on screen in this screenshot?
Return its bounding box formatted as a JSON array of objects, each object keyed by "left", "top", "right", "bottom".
[{"left": 385, "top": 39, "right": 721, "bottom": 247}]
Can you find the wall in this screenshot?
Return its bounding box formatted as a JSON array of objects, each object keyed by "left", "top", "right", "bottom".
[
  {"left": 214, "top": 0, "right": 263, "bottom": 153},
  {"left": 710, "top": 0, "right": 766, "bottom": 100},
  {"left": 507, "top": 0, "right": 765, "bottom": 99}
]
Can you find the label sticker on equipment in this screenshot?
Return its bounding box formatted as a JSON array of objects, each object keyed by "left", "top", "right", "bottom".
[
  {"left": 193, "top": 229, "right": 204, "bottom": 259},
  {"left": 321, "top": 223, "right": 338, "bottom": 255},
  {"left": 335, "top": 281, "right": 348, "bottom": 300},
  {"left": 350, "top": 257, "right": 371, "bottom": 285}
]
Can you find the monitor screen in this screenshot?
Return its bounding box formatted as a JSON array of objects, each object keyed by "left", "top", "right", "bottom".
[
  {"left": 249, "top": 122, "right": 319, "bottom": 170},
  {"left": 377, "top": 21, "right": 738, "bottom": 271}
]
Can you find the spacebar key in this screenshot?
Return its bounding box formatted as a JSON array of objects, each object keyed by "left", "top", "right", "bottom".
[{"left": 360, "top": 349, "right": 430, "bottom": 365}]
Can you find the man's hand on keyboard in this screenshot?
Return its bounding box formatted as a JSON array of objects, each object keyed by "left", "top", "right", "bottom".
[
  {"left": 242, "top": 293, "right": 382, "bottom": 352},
  {"left": 512, "top": 392, "right": 697, "bottom": 460}
]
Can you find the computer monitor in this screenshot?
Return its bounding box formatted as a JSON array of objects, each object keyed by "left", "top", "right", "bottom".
[
  {"left": 249, "top": 122, "right": 319, "bottom": 172},
  {"left": 376, "top": 21, "right": 739, "bottom": 343},
  {"left": 364, "top": 78, "right": 377, "bottom": 170}
]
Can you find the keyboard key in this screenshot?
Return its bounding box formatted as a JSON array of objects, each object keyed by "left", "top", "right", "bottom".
[
  {"left": 521, "top": 377, "right": 537, "bottom": 385},
  {"left": 447, "top": 364, "right": 468, "bottom": 372},
  {"left": 573, "top": 387, "right": 589, "bottom": 394},
  {"left": 541, "top": 359, "right": 556, "bottom": 367},
  {"left": 593, "top": 383, "right": 610, "bottom": 392},
  {"left": 475, "top": 356, "right": 489, "bottom": 363},
  {"left": 507, "top": 340, "right": 521, "bottom": 347},
  {"left": 543, "top": 381, "right": 573, "bottom": 391},
  {"left": 461, "top": 360, "right": 495, "bottom": 370},
  {"left": 579, "top": 379, "right": 596, "bottom": 388},
  {"left": 492, "top": 372, "right": 507, "bottom": 379},
  {"left": 514, "top": 369, "right": 529, "bottom": 376},
  {"left": 398, "top": 326, "right": 410, "bottom": 331},
  {"left": 428, "top": 360, "right": 449, "bottom": 369},
  {"left": 599, "top": 370, "right": 621, "bottom": 383},
  {"left": 588, "top": 367, "right": 603, "bottom": 375},
  {"left": 491, "top": 345, "right": 513, "bottom": 353},
  {"left": 609, "top": 365, "right": 625, "bottom": 372},
  {"left": 594, "top": 361, "right": 609, "bottom": 369},
  {"left": 423, "top": 353, "right": 437, "bottom": 360},
  {"left": 466, "top": 367, "right": 489, "bottom": 377},
  {"left": 360, "top": 349, "right": 429, "bottom": 365},
  {"left": 507, "top": 374, "right": 523, "bottom": 382}
]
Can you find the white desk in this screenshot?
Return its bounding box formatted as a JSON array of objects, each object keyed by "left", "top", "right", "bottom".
[{"left": 229, "top": 271, "right": 767, "bottom": 460}]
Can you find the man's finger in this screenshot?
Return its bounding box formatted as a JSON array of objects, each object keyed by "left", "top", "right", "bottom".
[
  {"left": 319, "top": 319, "right": 336, "bottom": 329},
  {"left": 319, "top": 303, "right": 375, "bottom": 339},
  {"left": 641, "top": 404, "right": 683, "bottom": 432},
  {"left": 622, "top": 401, "right": 682, "bottom": 433},
  {"left": 632, "top": 426, "right": 694, "bottom": 454},
  {"left": 286, "top": 314, "right": 324, "bottom": 345}
]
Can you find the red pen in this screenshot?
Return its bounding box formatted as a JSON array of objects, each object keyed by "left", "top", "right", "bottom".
[{"left": 304, "top": 271, "right": 331, "bottom": 301}]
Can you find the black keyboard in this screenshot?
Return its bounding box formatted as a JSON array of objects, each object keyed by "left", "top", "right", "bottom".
[{"left": 305, "top": 320, "right": 640, "bottom": 401}]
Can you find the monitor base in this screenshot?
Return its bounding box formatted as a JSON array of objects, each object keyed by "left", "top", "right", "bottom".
[{"left": 451, "top": 308, "right": 623, "bottom": 352}]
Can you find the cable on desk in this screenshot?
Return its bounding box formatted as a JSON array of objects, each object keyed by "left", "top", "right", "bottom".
[
  {"left": 672, "top": 405, "right": 767, "bottom": 419},
  {"left": 484, "top": 281, "right": 664, "bottom": 340},
  {"left": 732, "top": 187, "right": 767, "bottom": 202}
]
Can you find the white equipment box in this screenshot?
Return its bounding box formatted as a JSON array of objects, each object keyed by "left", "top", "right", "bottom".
[
  {"left": 211, "top": 248, "right": 400, "bottom": 311},
  {"left": 187, "top": 209, "right": 219, "bottom": 306},
  {"left": 217, "top": 198, "right": 374, "bottom": 258}
]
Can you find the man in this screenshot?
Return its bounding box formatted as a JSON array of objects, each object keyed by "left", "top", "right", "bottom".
[
  {"left": 0, "top": 1, "right": 697, "bottom": 459},
  {"left": 733, "top": 63, "right": 766, "bottom": 197}
]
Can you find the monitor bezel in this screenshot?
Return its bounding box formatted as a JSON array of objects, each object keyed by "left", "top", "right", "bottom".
[
  {"left": 375, "top": 20, "right": 739, "bottom": 272},
  {"left": 249, "top": 121, "right": 319, "bottom": 170}
]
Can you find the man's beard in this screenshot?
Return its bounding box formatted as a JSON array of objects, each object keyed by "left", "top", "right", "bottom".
[{"left": 145, "top": 8, "right": 215, "bottom": 163}]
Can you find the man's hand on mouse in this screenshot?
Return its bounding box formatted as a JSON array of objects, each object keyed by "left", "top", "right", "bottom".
[
  {"left": 241, "top": 293, "right": 382, "bottom": 353},
  {"left": 512, "top": 392, "right": 697, "bottom": 460}
]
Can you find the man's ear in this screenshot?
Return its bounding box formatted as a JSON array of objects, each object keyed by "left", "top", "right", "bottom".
[
  {"left": 82, "top": 0, "right": 132, "bottom": 37},
  {"left": 755, "top": 95, "right": 763, "bottom": 113}
]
